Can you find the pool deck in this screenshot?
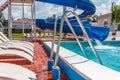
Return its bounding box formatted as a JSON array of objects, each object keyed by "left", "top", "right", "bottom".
[{"left": 0, "top": 39, "right": 69, "bottom": 80}]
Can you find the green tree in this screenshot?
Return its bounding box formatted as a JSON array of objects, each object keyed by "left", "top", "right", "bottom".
[
  {"left": 92, "top": 15, "right": 98, "bottom": 22},
  {"left": 111, "top": 2, "right": 120, "bottom": 28},
  {"left": 115, "top": 6, "right": 120, "bottom": 23},
  {"left": 0, "top": 11, "right": 7, "bottom": 27},
  {"left": 86, "top": 17, "right": 92, "bottom": 22},
  {"left": 86, "top": 15, "right": 98, "bottom": 22},
  {"left": 111, "top": 2, "right": 115, "bottom": 25}
]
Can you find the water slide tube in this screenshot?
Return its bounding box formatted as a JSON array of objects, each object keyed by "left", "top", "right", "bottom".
[
  {"left": 35, "top": 0, "right": 109, "bottom": 41},
  {"left": 36, "top": 19, "right": 109, "bottom": 41}
]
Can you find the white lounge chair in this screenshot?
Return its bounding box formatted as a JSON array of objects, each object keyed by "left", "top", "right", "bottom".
[
  {"left": 40, "top": 33, "right": 44, "bottom": 37},
  {"left": 45, "top": 32, "right": 48, "bottom": 37},
  {"left": 0, "top": 63, "right": 36, "bottom": 80},
  {"left": 36, "top": 33, "right": 40, "bottom": 37},
  {"left": 0, "top": 44, "right": 34, "bottom": 57},
  {"left": 24, "top": 33, "right": 27, "bottom": 38},
  {"left": 49, "top": 32, "right": 53, "bottom": 37},
  {"left": 0, "top": 49, "right": 33, "bottom": 62},
  {"left": 5, "top": 41, "right": 34, "bottom": 52},
  {"left": 0, "top": 35, "right": 34, "bottom": 51},
  {"left": 27, "top": 33, "right": 31, "bottom": 38},
  {"left": 0, "top": 32, "right": 34, "bottom": 47}
]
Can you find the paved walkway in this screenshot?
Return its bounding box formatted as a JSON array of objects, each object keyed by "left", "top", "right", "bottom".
[{"left": 0, "top": 40, "right": 69, "bottom": 80}]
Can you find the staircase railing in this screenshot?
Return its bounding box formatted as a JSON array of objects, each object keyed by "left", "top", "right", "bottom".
[
  {"left": 50, "top": 16, "right": 61, "bottom": 60},
  {"left": 0, "top": 1, "right": 8, "bottom": 12},
  {"left": 54, "top": 11, "right": 103, "bottom": 67},
  {"left": 64, "top": 17, "right": 89, "bottom": 58}
]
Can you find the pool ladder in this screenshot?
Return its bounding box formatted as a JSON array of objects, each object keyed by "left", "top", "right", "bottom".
[{"left": 50, "top": 11, "right": 103, "bottom": 68}]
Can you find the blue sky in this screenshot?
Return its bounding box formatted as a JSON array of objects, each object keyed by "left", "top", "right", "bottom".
[
  {"left": 93, "top": 0, "right": 120, "bottom": 15},
  {"left": 0, "top": 0, "right": 120, "bottom": 20}
]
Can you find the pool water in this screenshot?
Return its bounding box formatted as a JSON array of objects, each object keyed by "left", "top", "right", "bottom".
[{"left": 60, "top": 41, "right": 120, "bottom": 72}]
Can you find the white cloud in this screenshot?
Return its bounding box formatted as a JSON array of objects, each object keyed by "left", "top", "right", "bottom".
[
  {"left": 2, "top": 2, "right": 63, "bottom": 19},
  {"left": 1, "top": 0, "right": 120, "bottom": 19},
  {"left": 24, "top": 6, "right": 32, "bottom": 18},
  {"left": 2, "top": 8, "right": 8, "bottom": 19},
  {"left": 95, "top": 3, "right": 114, "bottom": 15},
  {"left": 116, "top": 0, "right": 120, "bottom": 5},
  {"left": 91, "top": 0, "right": 100, "bottom": 2},
  {"left": 35, "top": 2, "right": 63, "bottom": 19},
  {"left": 0, "top": 0, "right": 7, "bottom": 6},
  {"left": 95, "top": 4, "right": 109, "bottom": 15}
]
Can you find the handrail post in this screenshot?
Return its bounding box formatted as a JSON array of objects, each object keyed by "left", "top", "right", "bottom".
[
  {"left": 72, "top": 12, "right": 103, "bottom": 65},
  {"left": 52, "top": 16, "right": 64, "bottom": 79},
  {"left": 48, "top": 16, "right": 61, "bottom": 70},
  {"left": 50, "top": 17, "right": 61, "bottom": 60},
  {"left": 60, "top": 11, "right": 103, "bottom": 65},
  {"left": 54, "top": 16, "right": 64, "bottom": 68},
  {"left": 51, "top": 10, "right": 103, "bottom": 79},
  {"left": 64, "top": 17, "right": 88, "bottom": 58}
]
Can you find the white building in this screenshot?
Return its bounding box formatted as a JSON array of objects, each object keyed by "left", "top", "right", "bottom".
[
  {"left": 98, "top": 13, "right": 120, "bottom": 31},
  {"left": 97, "top": 13, "right": 113, "bottom": 30},
  {"left": 13, "top": 18, "right": 33, "bottom": 29}
]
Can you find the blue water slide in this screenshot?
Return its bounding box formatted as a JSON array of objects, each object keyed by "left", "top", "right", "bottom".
[
  {"left": 35, "top": 0, "right": 109, "bottom": 41},
  {"left": 36, "top": 19, "right": 109, "bottom": 41}
]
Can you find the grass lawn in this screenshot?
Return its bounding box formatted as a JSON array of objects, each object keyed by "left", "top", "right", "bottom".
[{"left": 5, "top": 33, "right": 23, "bottom": 38}]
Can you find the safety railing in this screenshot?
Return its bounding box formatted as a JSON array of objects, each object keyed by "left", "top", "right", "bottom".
[
  {"left": 50, "top": 16, "right": 61, "bottom": 60},
  {"left": 67, "top": 11, "right": 102, "bottom": 65},
  {"left": 50, "top": 16, "right": 90, "bottom": 68},
  {"left": 52, "top": 11, "right": 103, "bottom": 67},
  {"left": 64, "top": 17, "right": 89, "bottom": 58}
]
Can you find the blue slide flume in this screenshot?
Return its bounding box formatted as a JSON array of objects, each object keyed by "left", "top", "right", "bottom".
[{"left": 35, "top": 0, "right": 109, "bottom": 41}]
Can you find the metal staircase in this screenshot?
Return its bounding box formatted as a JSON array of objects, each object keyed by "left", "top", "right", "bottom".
[{"left": 0, "top": 1, "right": 8, "bottom": 12}]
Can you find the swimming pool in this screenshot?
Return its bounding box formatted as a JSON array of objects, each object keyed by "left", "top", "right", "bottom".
[
  {"left": 44, "top": 41, "right": 120, "bottom": 80},
  {"left": 60, "top": 41, "right": 120, "bottom": 72}
]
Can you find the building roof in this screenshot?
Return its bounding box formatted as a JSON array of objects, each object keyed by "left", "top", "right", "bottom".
[
  {"left": 13, "top": 18, "right": 33, "bottom": 23},
  {"left": 11, "top": 0, "right": 34, "bottom": 4},
  {"left": 13, "top": 18, "right": 33, "bottom": 28},
  {"left": 98, "top": 13, "right": 112, "bottom": 18}
]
